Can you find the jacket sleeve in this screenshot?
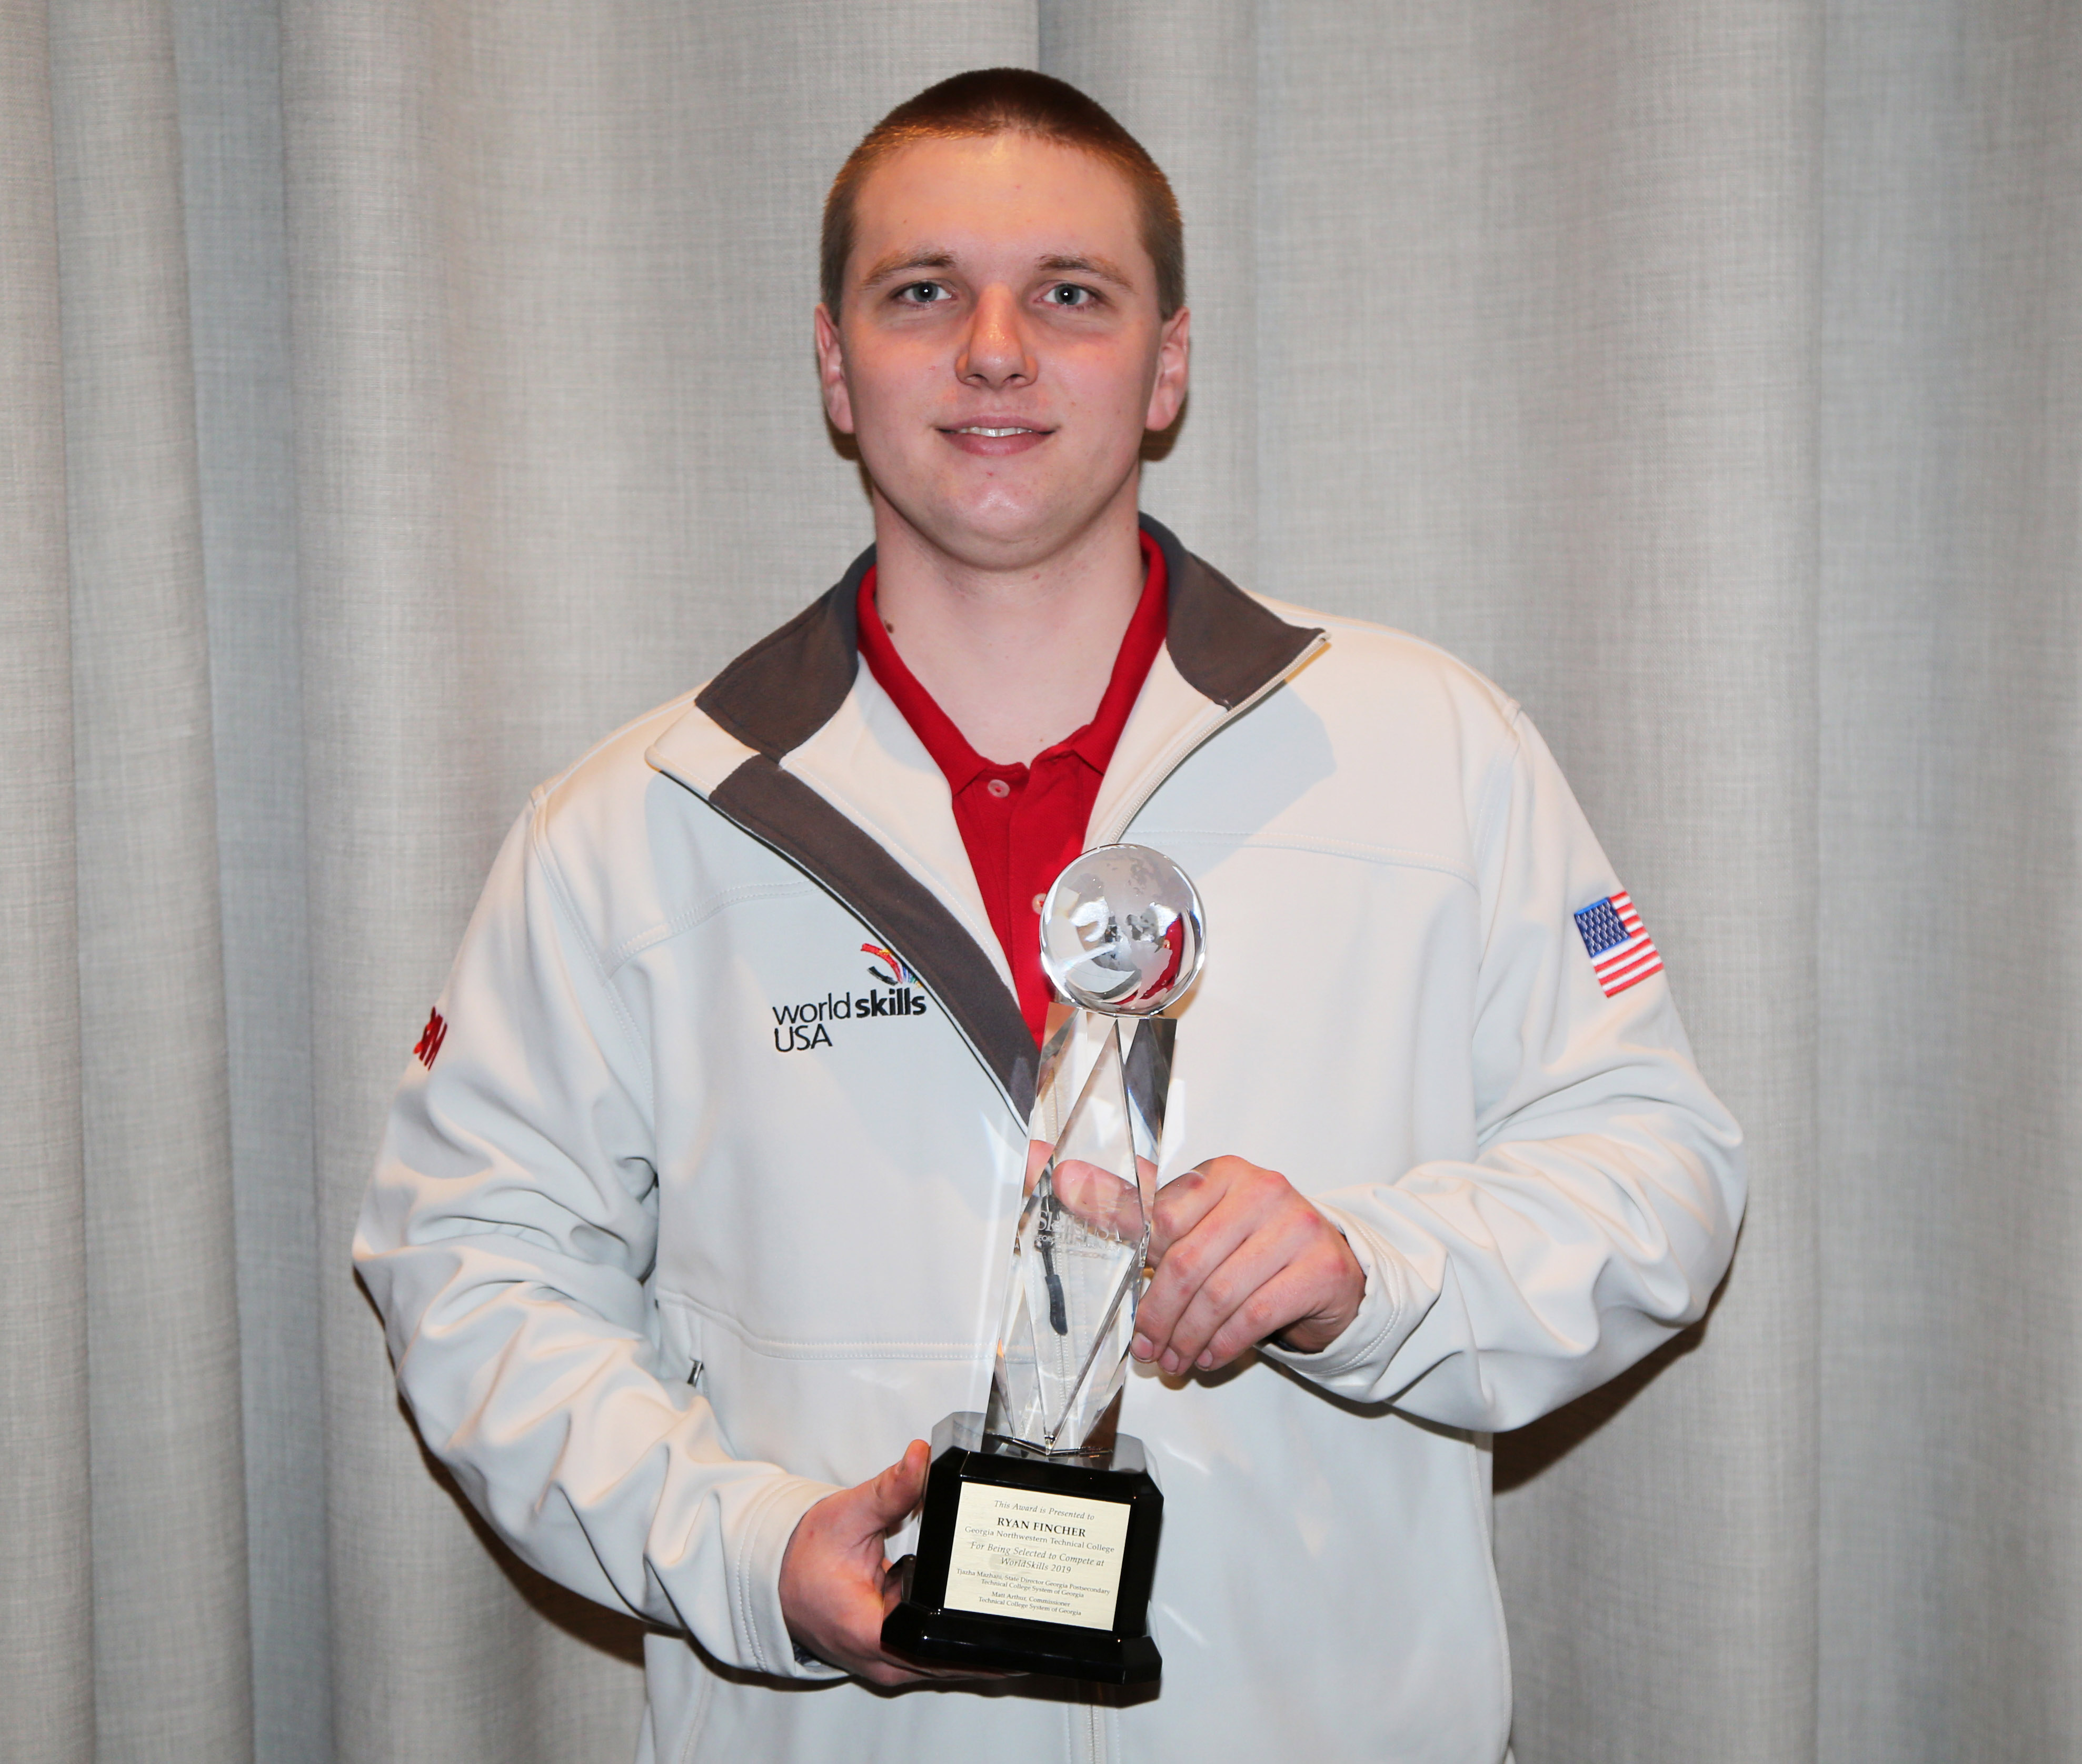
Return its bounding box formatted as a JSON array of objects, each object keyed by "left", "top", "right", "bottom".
[
  {"left": 1258, "top": 706, "right": 1746, "bottom": 1431},
  {"left": 353, "top": 803, "right": 843, "bottom": 1679}
]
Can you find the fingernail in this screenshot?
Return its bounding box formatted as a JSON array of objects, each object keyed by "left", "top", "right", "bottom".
[
  {"left": 1197, "top": 1350, "right": 1214, "bottom": 1369},
  {"left": 1131, "top": 1334, "right": 1153, "bottom": 1360},
  {"left": 1160, "top": 1351, "right": 1180, "bottom": 1375}
]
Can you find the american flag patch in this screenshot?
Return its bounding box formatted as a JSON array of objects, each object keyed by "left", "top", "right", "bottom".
[{"left": 1573, "top": 892, "right": 1662, "bottom": 997}]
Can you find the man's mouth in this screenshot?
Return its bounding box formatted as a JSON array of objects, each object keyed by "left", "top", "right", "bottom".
[{"left": 939, "top": 420, "right": 1054, "bottom": 457}]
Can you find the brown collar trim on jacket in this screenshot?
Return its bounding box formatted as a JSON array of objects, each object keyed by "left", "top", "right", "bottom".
[
  {"left": 693, "top": 514, "right": 1320, "bottom": 757},
  {"left": 689, "top": 516, "right": 1321, "bottom": 1112},
  {"left": 707, "top": 756, "right": 1042, "bottom": 1115},
  {"left": 1149, "top": 517, "right": 1323, "bottom": 709},
  {"left": 693, "top": 546, "right": 872, "bottom": 761}
]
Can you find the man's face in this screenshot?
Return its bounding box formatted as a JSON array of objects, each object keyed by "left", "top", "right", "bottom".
[{"left": 815, "top": 133, "right": 1189, "bottom": 572}]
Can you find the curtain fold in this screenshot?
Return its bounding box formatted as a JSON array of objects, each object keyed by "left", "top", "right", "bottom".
[
  {"left": 170, "top": 0, "right": 328, "bottom": 1750},
  {"left": 2, "top": 3, "right": 2077, "bottom": 1760},
  {"left": 1, "top": 5, "right": 96, "bottom": 1759},
  {"left": 1818, "top": 6, "right": 2082, "bottom": 1761},
  {"left": 51, "top": 1, "right": 254, "bottom": 1758}
]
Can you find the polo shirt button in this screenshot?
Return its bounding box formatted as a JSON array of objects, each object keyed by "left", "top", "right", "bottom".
[
  {"left": 985, "top": 778, "right": 1011, "bottom": 798},
  {"left": 1031, "top": 893, "right": 1045, "bottom": 912}
]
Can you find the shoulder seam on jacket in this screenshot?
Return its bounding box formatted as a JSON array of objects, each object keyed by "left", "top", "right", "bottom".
[
  {"left": 537, "top": 690, "right": 705, "bottom": 803},
  {"left": 1130, "top": 829, "right": 1478, "bottom": 891},
  {"left": 1474, "top": 707, "right": 1534, "bottom": 961},
  {"left": 603, "top": 878, "right": 820, "bottom": 979},
  {"left": 527, "top": 809, "right": 658, "bottom": 1118}
]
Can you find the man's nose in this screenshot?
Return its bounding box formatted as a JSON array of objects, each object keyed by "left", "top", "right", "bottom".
[{"left": 955, "top": 285, "right": 1034, "bottom": 389}]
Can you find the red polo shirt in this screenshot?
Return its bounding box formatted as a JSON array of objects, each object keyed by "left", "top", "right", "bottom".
[{"left": 856, "top": 533, "right": 1169, "bottom": 1043}]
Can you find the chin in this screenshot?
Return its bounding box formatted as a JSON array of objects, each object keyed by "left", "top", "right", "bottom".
[
  {"left": 871, "top": 456, "right": 1139, "bottom": 570},
  {"left": 944, "top": 513, "right": 1087, "bottom": 571},
  {"left": 900, "top": 487, "right": 1063, "bottom": 564},
  {"left": 940, "top": 476, "right": 1139, "bottom": 561}
]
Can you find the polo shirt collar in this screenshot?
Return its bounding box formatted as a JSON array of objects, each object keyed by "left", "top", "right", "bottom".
[
  {"left": 691, "top": 514, "right": 1319, "bottom": 764},
  {"left": 658, "top": 516, "right": 1326, "bottom": 1117},
  {"left": 852, "top": 530, "right": 1171, "bottom": 794}
]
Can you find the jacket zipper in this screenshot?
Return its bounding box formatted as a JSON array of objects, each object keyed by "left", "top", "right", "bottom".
[
  {"left": 680, "top": 632, "right": 1327, "bottom": 1122},
  {"left": 668, "top": 788, "right": 1023, "bottom": 1119},
  {"left": 1070, "top": 1693, "right": 1108, "bottom": 1764},
  {"left": 1091, "top": 632, "right": 1329, "bottom": 846}
]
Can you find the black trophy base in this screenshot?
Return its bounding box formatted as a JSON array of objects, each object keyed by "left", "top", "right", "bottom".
[{"left": 880, "top": 1412, "right": 1162, "bottom": 1685}]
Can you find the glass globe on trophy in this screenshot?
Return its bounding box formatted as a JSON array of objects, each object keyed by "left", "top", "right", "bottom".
[{"left": 881, "top": 845, "right": 1204, "bottom": 1683}]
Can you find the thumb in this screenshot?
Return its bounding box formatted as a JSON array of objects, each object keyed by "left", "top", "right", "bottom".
[{"left": 859, "top": 1439, "right": 930, "bottom": 1535}]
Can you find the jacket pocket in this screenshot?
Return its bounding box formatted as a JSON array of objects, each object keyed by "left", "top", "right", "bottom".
[{"left": 654, "top": 1291, "right": 706, "bottom": 1393}]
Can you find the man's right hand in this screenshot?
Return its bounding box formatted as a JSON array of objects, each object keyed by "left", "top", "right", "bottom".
[{"left": 779, "top": 1440, "right": 997, "bottom": 1686}]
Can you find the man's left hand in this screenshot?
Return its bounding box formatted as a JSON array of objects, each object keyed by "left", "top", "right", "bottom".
[{"left": 1131, "top": 1156, "right": 1364, "bottom": 1375}]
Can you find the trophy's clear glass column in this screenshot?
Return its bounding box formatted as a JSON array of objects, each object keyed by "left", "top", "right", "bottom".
[
  {"left": 986, "top": 1006, "right": 1174, "bottom": 1454},
  {"left": 883, "top": 845, "right": 1204, "bottom": 1684}
]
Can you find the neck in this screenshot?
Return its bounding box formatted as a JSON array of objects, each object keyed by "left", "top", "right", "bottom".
[{"left": 868, "top": 490, "right": 1148, "bottom": 766}]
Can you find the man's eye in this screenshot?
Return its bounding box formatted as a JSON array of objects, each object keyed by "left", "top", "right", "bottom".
[
  {"left": 896, "top": 282, "right": 947, "bottom": 304},
  {"left": 1045, "top": 285, "right": 1095, "bottom": 308}
]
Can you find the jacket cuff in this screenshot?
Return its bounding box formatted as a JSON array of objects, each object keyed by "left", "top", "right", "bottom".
[
  {"left": 1256, "top": 1205, "right": 1422, "bottom": 1391},
  {"left": 730, "top": 1473, "right": 848, "bottom": 1681}
]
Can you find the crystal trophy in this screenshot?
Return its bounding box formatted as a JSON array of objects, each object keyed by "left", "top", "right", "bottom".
[{"left": 882, "top": 845, "right": 1204, "bottom": 1683}]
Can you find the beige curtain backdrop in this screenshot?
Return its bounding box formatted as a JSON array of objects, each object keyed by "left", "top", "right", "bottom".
[{"left": 2, "top": 1, "right": 2075, "bottom": 1759}]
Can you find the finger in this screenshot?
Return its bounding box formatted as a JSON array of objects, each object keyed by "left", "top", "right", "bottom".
[
  {"left": 856, "top": 1654, "right": 967, "bottom": 1687},
  {"left": 868, "top": 1644, "right": 1017, "bottom": 1684},
  {"left": 856, "top": 1619, "right": 992, "bottom": 1686},
  {"left": 1182, "top": 1242, "right": 1338, "bottom": 1371},
  {"left": 1167, "top": 1207, "right": 1354, "bottom": 1372},
  {"left": 872, "top": 1567, "right": 1016, "bottom": 1682},
  {"left": 1024, "top": 1138, "right": 1053, "bottom": 1195},
  {"left": 857, "top": 1440, "right": 931, "bottom": 1541},
  {"left": 1050, "top": 1158, "right": 1144, "bottom": 1240},
  {"left": 861, "top": 1656, "right": 1009, "bottom": 1686},
  {"left": 1144, "top": 1160, "right": 1229, "bottom": 1261},
  {"left": 1148, "top": 1200, "right": 1329, "bottom": 1373},
  {"left": 813, "top": 1541, "right": 969, "bottom": 1687},
  {"left": 1152, "top": 1227, "right": 1292, "bottom": 1372},
  {"left": 1134, "top": 1183, "right": 1263, "bottom": 1364}
]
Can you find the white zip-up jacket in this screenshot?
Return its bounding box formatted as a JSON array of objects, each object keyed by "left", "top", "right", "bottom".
[{"left": 356, "top": 517, "right": 1744, "bottom": 1764}]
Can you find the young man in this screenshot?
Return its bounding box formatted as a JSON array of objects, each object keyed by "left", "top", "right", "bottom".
[{"left": 357, "top": 69, "right": 1742, "bottom": 1764}]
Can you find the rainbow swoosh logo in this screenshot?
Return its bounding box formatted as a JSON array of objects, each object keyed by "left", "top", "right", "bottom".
[{"left": 861, "top": 942, "right": 911, "bottom": 988}]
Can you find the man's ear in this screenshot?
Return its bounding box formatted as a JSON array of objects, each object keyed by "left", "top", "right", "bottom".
[
  {"left": 1145, "top": 305, "right": 1190, "bottom": 435},
  {"left": 814, "top": 303, "right": 855, "bottom": 435}
]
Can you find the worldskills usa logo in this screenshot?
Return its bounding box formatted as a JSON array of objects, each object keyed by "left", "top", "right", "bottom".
[
  {"left": 770, "top": 942, "right": 932, "bottom": 1053},
  {"left": 861, "top": 941, "right": 911, "bottom": 987}
]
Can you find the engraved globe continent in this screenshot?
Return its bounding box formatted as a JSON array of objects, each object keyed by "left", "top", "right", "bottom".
[{"left": 1038, "top": 844, "right": 1205, "bottom": 1018}]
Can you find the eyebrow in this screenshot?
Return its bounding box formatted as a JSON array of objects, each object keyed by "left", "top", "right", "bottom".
[
  {"left": 855, "top": 247, "right": 1138, "bottom": 292},
  {"left": 1036, "top": 253, "right": 1136, "bottom": 290},
  {"left": 858, "top": 247, "right": 957, "bottom": 288}
]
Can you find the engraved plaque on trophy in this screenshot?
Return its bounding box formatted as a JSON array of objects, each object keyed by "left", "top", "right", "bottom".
[{"left": 881, "top": 844, "right": 1204, "bottom": 1685}]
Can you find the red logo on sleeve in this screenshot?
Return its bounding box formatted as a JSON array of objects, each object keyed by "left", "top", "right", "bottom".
[{"left": 413, "top": 1008, "right": 449, "bottom": 1069}]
